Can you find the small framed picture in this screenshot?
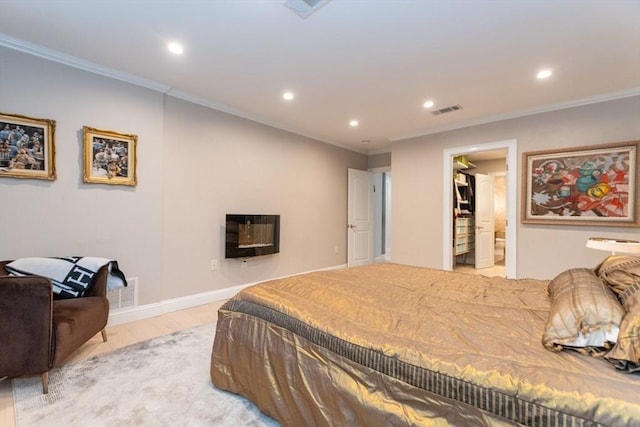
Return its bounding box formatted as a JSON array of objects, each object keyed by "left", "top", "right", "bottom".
[
  {"left": 522, "top": 140, "right": 639, "bottom": 226},
  {"left": 0, "top": 112, "right": 56, "bottom": 180},
  {"left": 83, "top": 126, "right": 137, "bottom": 186}
]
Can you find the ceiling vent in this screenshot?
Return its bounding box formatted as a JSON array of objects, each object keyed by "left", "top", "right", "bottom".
[
  {"left": 283, "top": 0, "right": 332, "bottom": 19},
  {"left": 432, "top": 105, "right": 463, "bottom": 116}
]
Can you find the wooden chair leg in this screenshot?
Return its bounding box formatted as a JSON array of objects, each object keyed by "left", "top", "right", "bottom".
[
  {"left": 101, "top": 329, "right": 108, "bottom": 342},
  {"left": 41, "top": 372, "right": 49, "bottom": 394}
]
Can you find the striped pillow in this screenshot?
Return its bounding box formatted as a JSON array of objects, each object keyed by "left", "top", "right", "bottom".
[
  {"left": 542, "top": 268, "right": 624, "bottom": 355},
  {"left": 595, "top": 255, "right": 640, "bottom": 372}
]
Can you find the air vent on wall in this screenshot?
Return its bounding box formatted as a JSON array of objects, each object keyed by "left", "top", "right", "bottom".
[
  {"left": 107, "top": 277, "right": 138, "bottom": 311},
  {"left": 432, "top": 104, "right": 463, "bottom": 116},
  {"left": 283, "top": 0, "right": 332, "bottom": 19}
]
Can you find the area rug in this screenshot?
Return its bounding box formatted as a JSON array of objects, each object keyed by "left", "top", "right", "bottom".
[{"left": 12, "top": 322, "right": 279, "bottom": 426}]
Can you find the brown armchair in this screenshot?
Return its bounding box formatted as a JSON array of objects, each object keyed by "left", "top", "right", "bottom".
[{"left": 0, "top": 260, "right": 110, "bottom": 393}]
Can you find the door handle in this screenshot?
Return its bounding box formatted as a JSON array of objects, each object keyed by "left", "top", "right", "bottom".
[{"left": 348, "top": 224, "right": 357, "bottom": 229}]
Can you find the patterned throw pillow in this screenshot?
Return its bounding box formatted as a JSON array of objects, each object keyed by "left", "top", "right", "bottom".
[
  {"left": 595, "top": 255, "right": 640, "bottom": 372},
  {"left": 542, "top": 268, "right": 624, "bottom": 355}
]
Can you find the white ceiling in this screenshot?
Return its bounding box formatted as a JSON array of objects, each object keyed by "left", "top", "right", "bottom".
[{"left": 0, "top": 0, "right": 639, "bottom": 154}]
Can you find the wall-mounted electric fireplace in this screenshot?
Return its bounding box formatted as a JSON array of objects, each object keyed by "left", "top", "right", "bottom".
[{"left": 225, "top": 214, "right": 280, "bottom": 259}]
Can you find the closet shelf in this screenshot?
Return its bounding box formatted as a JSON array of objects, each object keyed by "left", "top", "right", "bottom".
[{"left": 453, "top": 155, "right": 477, "bottom": 170}]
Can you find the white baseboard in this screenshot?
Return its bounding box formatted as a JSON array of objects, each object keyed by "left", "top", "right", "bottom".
[
  {"left": 107, "top": 263, "right": 347, "bottom": 326},
  {"left": 106, "top": 283, "right": 246, "bottom": 326}
]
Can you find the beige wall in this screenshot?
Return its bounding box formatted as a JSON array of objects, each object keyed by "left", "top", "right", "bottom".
[
  {"left": 161, "top": 97, "right": 367, "bottom": 300},
  {"left": 472, "top": 159, "right": 506, "bottom": 175},
  {"left": 2, "top": 44, "right": 638, "bottom": 300},
  {"left": 392, "top": 96, "right": 640, "bottom": 279},
  {"left": 0, "top": 47, "right": 165, "bottom": 305},
  {"left": 368, "top": 152, "right": 391, "bottom": 169},
  {"left": 493, "top": 175, "right": 507, "bottom": 237},
  {"left": 0, "top": 47, "right": 368, "bottom": 305}
]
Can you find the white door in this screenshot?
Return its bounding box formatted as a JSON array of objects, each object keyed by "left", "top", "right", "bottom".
[
  {"left": 348, "top": 168, "right": 374, "bottom": 267},
  {"left": 475, "top": 173, "right": 495, "bottom": 269}
]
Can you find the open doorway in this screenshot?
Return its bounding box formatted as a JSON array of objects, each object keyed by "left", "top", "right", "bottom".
[
  {"left": 442, "top": 140, "right": 517, "bottom": 278},
  {"left": 492, "top": 172, "right": 507, "bottom": 266},
  {"left": 372, "top": 168, "right": 391, "bottom": 263},
  {"left": 452, "top": 159, "right": 505, "bottom": 277}
]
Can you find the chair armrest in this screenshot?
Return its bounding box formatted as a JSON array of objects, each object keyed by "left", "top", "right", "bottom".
[
  {"left": 0, "top": 275, "right": 54, "bottom": 377},
  {"left": 85, "top": 263, "right": 109, "bottom": 298},
  {"left": 0, "top": 260, "right": 11, "bottom": 276},
  {"left": 0, "top": 259, "right": 109, "bottom": 298}
]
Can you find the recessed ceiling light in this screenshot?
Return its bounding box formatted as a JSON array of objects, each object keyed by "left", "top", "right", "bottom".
[
  {"left": 537, "top": 69, "right": 552, "bottom": 79},
  {"left": 423, "top": 100, "right": 435, "bottom": 109},
  {"left": 349, "top": 120, "right": 359, "bottom": 127},
  {"left": 362, "top": 139, "right": 370, "bottom": 145},
  {"left": 168, "top": 42, "right": 184, "bottom": 55},
  {"left": 283, "top": 91, "right": 294, "bottom": 101}
]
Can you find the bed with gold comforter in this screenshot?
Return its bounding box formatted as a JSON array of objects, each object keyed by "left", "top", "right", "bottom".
[{"left": 210, "top": 263, "right": 639, "bottom": 426}]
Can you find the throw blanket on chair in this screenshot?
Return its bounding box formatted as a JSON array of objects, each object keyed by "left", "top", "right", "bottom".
[{"left": 5, "top": 257, "right": 127, "bottom": 299}]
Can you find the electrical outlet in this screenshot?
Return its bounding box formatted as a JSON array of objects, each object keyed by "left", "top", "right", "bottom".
[{"left": 210, "top": 259, "right": 218, "bottom": 271}]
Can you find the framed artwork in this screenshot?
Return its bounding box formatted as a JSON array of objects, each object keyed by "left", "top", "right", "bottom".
[
  {"left": 83, "top": 126, "right": 137, "bottom": 186},
  {"left": 522, "top": 140, "right": 639, "bottom": 226},
  {"left": 0, "top": 112, "right": 56, "bottom": 180}
]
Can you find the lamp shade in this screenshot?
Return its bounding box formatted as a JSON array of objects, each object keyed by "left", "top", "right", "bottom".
[{"left": 586, "top": 237, "right": 640, "bottom": 255}]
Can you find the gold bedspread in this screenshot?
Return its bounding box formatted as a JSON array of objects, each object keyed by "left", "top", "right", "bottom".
[{"left": 210, "top": 263, "right": 640, "bottom": 426}]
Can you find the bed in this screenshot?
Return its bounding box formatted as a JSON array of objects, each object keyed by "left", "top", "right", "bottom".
[{"left": 210, "top": 262, "right": 640, "bottom": 426}]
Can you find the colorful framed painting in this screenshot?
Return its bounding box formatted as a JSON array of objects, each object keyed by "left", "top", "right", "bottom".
[
  {"left": 522, "top": 140, "right": 639, "bottom": 226},
  {"left": 83, "top": 126, "right": 137, "bottom": 186},
  {"left": 0, "top": 112, "right": 56, "bottom": 180}
]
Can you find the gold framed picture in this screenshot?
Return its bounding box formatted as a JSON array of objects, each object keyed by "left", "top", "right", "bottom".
[
  {"left": 522, "top": 140, "right": 639, "bottom": 226},
  {"left": 0, "top": 112, "right": 56, "bottom": 180},
  {"left": 83, "top": 126, "right": 137, "bottom": 186}
]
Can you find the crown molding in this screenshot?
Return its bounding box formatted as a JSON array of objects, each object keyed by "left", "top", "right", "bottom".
[
  {"left": 8, "top": 32, "right": 625, "bottom": 156},
  {"left": 166, "top": 88, "right": 368, "bottom": 155},
  {"left": 390, "top": 88, "right": 640, "bottom": 143},
  {"left": 0, "top": 33, "right": 368, "bottom": 155},
  {"left": 0, "top": 33, "right": 171, "bottom": 93}
]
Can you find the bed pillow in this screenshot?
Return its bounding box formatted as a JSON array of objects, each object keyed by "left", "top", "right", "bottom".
[
  {"left": 594, "top": 255, "right": 640, "bottom": 309},
  {"left": 542, "top": 268, "right": 624, "bottom": 355},
  {"left": 595, "top": 255, "right": 640, "bottom": 372},
  {"left": 605, "top": 307, "right": 640, "bottom": 372}
]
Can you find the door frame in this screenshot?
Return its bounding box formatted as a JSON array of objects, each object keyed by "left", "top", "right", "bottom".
[
  {"left": 369, "top": 166, "right": 391, "bottom": 262},
  {"left": 442, "top": 139, "right": 518, "bottom": 278}
]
